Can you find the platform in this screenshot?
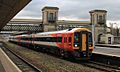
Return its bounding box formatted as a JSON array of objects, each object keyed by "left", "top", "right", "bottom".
[
  {"left": 96, "top": 44, "right": 120, "bottom": 48},
  {"left": 0, "top": 60, "right": 5, "bottom": 72},
  {"left": 0, "top": 48, "right": 22, "bottom": 72},
  {"left": 94, "top": 46, "right": 120, "bottom": 57}
]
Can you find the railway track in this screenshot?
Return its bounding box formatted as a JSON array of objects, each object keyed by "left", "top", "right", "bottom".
[
  {"left": 82, "top": 61, "right": 120, "bottom": 72},
  {"left": 1, "top": 46, "right": 42, "bottom": 72},
  {"left": 2, "top": 42, "right": 120, "bottom": 72},
  {"left": 4, "top": 46, "right": 119, "bottom": 72},
  {"left": 36, "top": 48, "right": 120, "bottom": 72},
  {"left": 2, "top": 42, "right": 103, "bottom": 72}
]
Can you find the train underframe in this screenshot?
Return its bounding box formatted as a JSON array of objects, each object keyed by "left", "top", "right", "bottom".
[{"left": 9, "top": 41, "right": 93, "bottom": 60}]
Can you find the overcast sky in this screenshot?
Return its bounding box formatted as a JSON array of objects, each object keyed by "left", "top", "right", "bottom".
[{"left": 14, "top": 0, "right": 120, "bottom": 27}]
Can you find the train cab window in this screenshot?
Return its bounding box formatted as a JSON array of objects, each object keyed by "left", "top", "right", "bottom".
[
  {"left": 74, "top": 36, "right": 79, "bottom": 43},
  {"left": 74, "top": 32, "right": 80, "bottom": 47}
]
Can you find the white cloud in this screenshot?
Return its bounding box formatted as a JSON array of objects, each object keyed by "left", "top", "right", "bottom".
[{"left": 14, "top": 0, "right": 120, "bottom": 23}]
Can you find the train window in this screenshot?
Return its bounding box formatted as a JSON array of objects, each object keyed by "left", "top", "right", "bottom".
[
  {"left": 46, "top": 37, "right": 50, "bottom": 41},
  {"left": 50, "top": 37, "right": 56, "bottom": 42},
  {"left": 34, "top": 37, "right": 62, "bottom": 42},
  {"left": 68, "top": 37, "right": 71, "bottom": 43},
  {"left": 51, "top": 38, "right": 54, "bottom": 42},
  {"left": 57, "top": 37, "right": 62, "bottom": 42}
]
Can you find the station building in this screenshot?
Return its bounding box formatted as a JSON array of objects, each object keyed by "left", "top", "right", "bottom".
[
  {"left": 5, "top": 6, "right": 114, "bottom": 44},
  {"left": 41, "top": 6, "right": 114, "bottom": 44}
]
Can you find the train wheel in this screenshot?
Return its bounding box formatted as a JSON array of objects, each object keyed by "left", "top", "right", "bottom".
[
  {"left": 59, "top": 49, "right": 68, "bottom": 58},
  {"left": 64, "top": 51, "right": 69, "bottom": 58},
  {"left": 60, "top": 49, "right": 64, "bottom": 57},
  {"left": 41, "top": 47, "right": 46, "bottom": 52}
]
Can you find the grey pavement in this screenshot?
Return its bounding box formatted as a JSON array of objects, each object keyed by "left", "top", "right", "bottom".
[
  {"left": 0, "top": 60, "right": 6, "bottom": 72},
  {"left": 94, "top": 46, "right": 120, "bottom": 57}
]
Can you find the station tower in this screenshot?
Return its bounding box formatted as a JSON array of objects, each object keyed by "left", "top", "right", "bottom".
[
  {"left": 89, "top": 10, "right": 107, "bottom": 43},
  {"left": 42, "top": 6, "right": 59, "bottom": 32}
]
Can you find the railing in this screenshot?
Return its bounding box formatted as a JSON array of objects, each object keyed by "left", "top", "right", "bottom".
[{"left": 1, "top": 24, "right": 43, "bottom": 32}]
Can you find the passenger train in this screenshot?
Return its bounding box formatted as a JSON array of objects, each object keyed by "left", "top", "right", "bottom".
[{"left": 9, "top": 28, "right": 94, "bottom": 59}]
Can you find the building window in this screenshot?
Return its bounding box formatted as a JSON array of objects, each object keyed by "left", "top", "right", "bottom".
[
  {"left": 48, "top": 13, "right": 55, "bottom": 22},
  {"left": 98, "top": 15, "right": 105, "bottom": 25}
]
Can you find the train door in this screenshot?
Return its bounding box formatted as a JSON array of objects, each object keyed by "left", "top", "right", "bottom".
[
  {"left": 32, "top": 34, "right": 35, "bottom": 48},
  {"left": 78, "top": 31, "right": 89, "bottom": 57},
  {"left": 67, "top": 33, "right": 72, "bottom": 49},
  {"left": 81, "top": 31, "right": 92, "bottom": 57},
  {"left": 62, "top": 33, "right": 68, "bottom": 49},
  {"left": 61, "top": 34, "right": 64, "bottom": 48},
  {"left": 64, "top": 36, "right": 67, "bottom": 49},
  {"left": 82, "top": 33, "right": 86, "bottom": 51}
]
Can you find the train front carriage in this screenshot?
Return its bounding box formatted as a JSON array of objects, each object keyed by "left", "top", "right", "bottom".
[{"left": 72, "top": 28, "right": 93, "bottom": 59}]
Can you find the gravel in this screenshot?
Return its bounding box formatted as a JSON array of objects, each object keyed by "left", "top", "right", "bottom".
[{"left": 3, "top": 42, "right": 103, "bottom": 72}]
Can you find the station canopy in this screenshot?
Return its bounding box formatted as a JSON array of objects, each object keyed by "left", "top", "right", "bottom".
[{"left": 0, "top": 0, "right": 31, "bottom": 30}]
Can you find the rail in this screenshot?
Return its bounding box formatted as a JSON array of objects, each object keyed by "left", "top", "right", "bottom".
[{"left": 1, "top": 45, "right": 42, "bottom": 72}]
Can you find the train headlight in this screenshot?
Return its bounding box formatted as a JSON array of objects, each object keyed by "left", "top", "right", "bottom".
[{"left": 75, "top": 44, "right": 78, "bottom": 47}]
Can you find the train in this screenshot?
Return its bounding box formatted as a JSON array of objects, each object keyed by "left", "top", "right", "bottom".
[{"left": 9, "top": 28, "right": 94, "bottom": 59}]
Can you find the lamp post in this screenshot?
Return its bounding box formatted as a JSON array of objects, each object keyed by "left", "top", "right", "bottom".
[
  {"left": 92, "top": 23, "right": 95, "bottom": 48},
  {"left": 109, "top": 22, "right": 114, "bottom": 35},
  {"left": 115, "top": 23, "right": 119, "bottom": 36}
]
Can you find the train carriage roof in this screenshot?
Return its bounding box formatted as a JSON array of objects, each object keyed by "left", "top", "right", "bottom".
[
  {"left": 14, "top": 34, "right": 30, "bottom": 38},
  {"left": 36, "top": 28, "right": 91, "bottom": 35},
  {"left": 10, "top": 28, "right": 91, "bottom": 38}
]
